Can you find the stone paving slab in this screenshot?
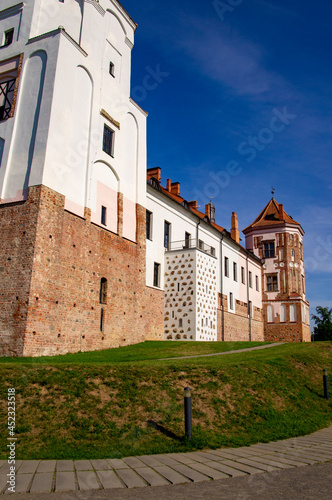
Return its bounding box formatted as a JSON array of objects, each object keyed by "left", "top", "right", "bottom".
[
  {"left": 247, "top": 455, "right": 293, "bottom": 469},
  {"left": 74, "top": 460, "right": 93, "bottom": 471},
  {"left": 36, "top": 460, "right": 56, "bottom": 473},
  {"left": 135, "top": 467, "right": 170, "bottom": 487},
  {"left": 273, "top": 452, "right": 318, "bottom": 465},
  {"left": 265, "top": 455, "right": 309, "bottom": 467},
  {"left": 204, "top": 461, "right": 247, "bottom": 477},
  {"left": 167, "top": 454, "right": 196, "bottom": 465},
  {"left": 188, "top": 462, "right": 229, "bottom": 480},
  {"left": 96, "top": 470, "right": 125, "bottom": 489},
  {"left": 116, "top": 469, "right": 147, "bottom": 488},
  {"left": 16, "top": 462, "right": 39, "bottom": 475},
  {"left": 153, "top": 466, "right": 190, "bottom": 485},
  {"left": 138, "top": 456, "right": 164, "bottom": 468},
  {"left": 6, "top": 474, "right": 33, "bottom": 494},
  {"left": 195, "top": 451, "right": 226, "bottom": 462},
  {"left": 56, "top": 461, "right": 74, "bottom": 472},
  {"left": 167, "top": 463, "right": 210, "bottom": 482},
  {"left": 90, "top": 459, "right": 110, "bottom": 471},
  {"left": 123, "top": 457, "right": 147, "bottom": 468},
  {"left": 77, "top": 471, "right": 100, "bottom": 490},
  {"left": 0, "top": 475, "right": 8, "bottom": 494},
  {"left": 55, "top": 471, "right": 76, "bottom": 492},
  {"left": 220, "top": 459, "right": 265, "bottom": 475},
  {"left": 107, "top": 459, "right": 129, "bottom": 470},
  {"left": 0, "top": 462, "right": 23, "bottom": 475},
  {"left": 234, "top": 457, "right": 279, "bottom": 472},
  {"left": 29, "top": 473, "right": 53, "bottom": 493}
]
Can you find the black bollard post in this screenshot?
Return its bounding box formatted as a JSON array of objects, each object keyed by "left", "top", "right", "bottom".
[
  {"left": 323, "top": 369, "right": 329, "bottom": 401},
  {"left": 184, "top": 387, "right": 192, "bottom": 441}
]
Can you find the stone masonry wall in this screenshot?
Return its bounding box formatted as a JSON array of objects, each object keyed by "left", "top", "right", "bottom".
[{"left": 0, "top": 185, "right": 164, "bottom": 357}]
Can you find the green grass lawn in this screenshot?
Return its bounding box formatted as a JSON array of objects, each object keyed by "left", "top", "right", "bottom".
[
  {"left": 0, "top": 340, "right": 269, "bottom": 364},
  {"left": 0, "top": 341, "right": 331, "bottom": 460}
]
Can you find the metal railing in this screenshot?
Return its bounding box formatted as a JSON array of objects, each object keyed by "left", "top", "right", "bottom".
[{"left": 166, "top": 239, "right": 216, "bottom": 257}]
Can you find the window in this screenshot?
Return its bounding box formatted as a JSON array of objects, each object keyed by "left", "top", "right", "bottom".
[
  {"left": 249, "top": 271, "right": 252, "bottom": 288},
  {"left": 101, "top": 206, "right": 107, "bottom": 226},
  {"left": 233, "top": 262, "right": 237, "bottom": 281},
  {"left": 177, "top": 283, "right": 180, "bottom": 292},
  {"left": 109, "top": 62, "right": 115, "bottom": 77},
  {"left": 198, "top": 239, "right": 204, "bottom": 250},
  {"left": 0, "top": 79, "right": 16, "bottom": 121},
  {"left": 102, "top": 124, "right": 114, "bottom": 156},
  {"left": 100, "top": 308, "right": 105, "bottom": 331},
  {"left": 146, "top": 210, "right": 152, "bottom": 240},
  {"left": 184, "top": 232, "right": 191, "bottom": 249},
  {"left": 211, "top": 246, "right": 215, "bottom": 256},
  {"left": 291, "top": 249, "right": 295, "bottom": 262},
  {"left": 229, "top": 292, "right": 233, "bottom": 310},
  {"left": 224, "top": 257, "right": 229, "bottom": 277},
  {"left": 164, "top": 221, "right": 171, "bottom": 249},
  {"left": 264, "top": 241, "right": 275, "bottom": 258},
  {"left": 153, "top": 262, "right": 160, "bottom": 287},
  {"left": 255, "top": 275, "right": 259, "bottom": 291},
  {"left": 241, "top": 266, "right": 245, "bottom": 284},
  {"left": 267, "top": 275, "right": 278, "bottom": 292},
  {"left": 100, "top": 278, "right": 107, "bottom": 304},
  {"left": 179, "top": 318, "right": 183, "bottom": 328},
  {"left": 4, "top": 29, "right": 14, "bottom": 47}
]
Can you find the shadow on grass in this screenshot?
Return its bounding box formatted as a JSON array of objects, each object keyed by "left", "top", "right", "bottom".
[
  {"left": 147, "top": 420, "right": 183, "bottom": 442},
  {"left": 304, "top": 385, "right": 328, "bottom": 400}
]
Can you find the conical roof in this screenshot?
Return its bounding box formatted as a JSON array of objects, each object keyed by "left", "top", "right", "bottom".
[{"left": 243, "top": 198, "right": 302, "bottom": 233}]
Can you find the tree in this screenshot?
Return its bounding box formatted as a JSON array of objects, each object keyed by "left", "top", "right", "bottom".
[{"left": 312, "top": 306, "right": 332, "bottom": 341}]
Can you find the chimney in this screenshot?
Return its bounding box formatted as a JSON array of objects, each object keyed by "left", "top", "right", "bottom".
[
  {"left": 170, "top": 182, "right": 180, "bottom": 196},
  {"left": 147, "top": 167, "right": 161, "bottom": 183},
  {"left": 188, "top": 200, "right": 197, "bottom": 210},
  {"left": 166, "top": 179, "right": 171, "bottom": 192},
  {"left": 279, "top": 203, "right": 284, "bottom": 221},
  {"left": 205, "top": 201, "right": 215, "bottom": 222},
  {"left": 231, "top": 212, "right": 240, "bottom": 244}
]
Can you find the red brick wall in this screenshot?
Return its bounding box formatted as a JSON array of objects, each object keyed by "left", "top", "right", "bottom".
[
  {"left": 217, "top": 294, "right": 264, "bottom": 342},
  {"left": 0, "top": 185, "right": 164, "bottom": 357}
]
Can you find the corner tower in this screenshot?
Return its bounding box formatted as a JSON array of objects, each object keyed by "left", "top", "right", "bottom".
[
  {"left": 0, "top": 0, "right": 163, "bottom": 356},
  {"left": 243, "top": 198, "right": 310, "bottom": 342}
]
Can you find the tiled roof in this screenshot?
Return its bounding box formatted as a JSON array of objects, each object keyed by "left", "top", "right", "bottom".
[
  {"left": 243, "top": 198, "right": 301, "bottom": 233},
  {"left": 147, "top": 176, "right": 225, "bottom": 232}
]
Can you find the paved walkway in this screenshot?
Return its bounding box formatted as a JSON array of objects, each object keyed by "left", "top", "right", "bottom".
[
  {"left": 1, "top": 426, "right": 332, "bottom": 495},
  {"left": 159, "top": 342, "right": 286, "bottom": 360}
]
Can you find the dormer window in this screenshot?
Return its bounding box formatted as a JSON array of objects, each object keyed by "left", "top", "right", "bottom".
[{"left": 4, "top": 29, "right": 14, "bottom": 47}]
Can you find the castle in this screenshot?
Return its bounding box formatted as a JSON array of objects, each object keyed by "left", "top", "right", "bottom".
[{"left": 0, "top": 0, "right": 310, "bottom": 357}]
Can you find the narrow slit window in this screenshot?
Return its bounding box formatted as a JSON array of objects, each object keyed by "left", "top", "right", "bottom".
[
  {"left": 153, "top": 262, "right": 160, "bottom": 287},
  {"left": 109, "top": 62, "right": 115, "bottom": 77},
  {"left": 100, "top": 308, "right": 105, "bottom": 331},
  {"left": 101, "top": 205, "right": 107, "bottom": 226},
  {"left": 100, "top": 278, "right": 107, "bottom": 304}
]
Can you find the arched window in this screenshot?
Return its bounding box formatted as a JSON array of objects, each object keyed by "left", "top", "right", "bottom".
[
  {"left": 290, "top": 304, "right": 296, "bottom": 322},
  {"left": 280, "top": 305, "right": 286, "bottom": 323},
  {"left": 267, "top": 305, "right": 273, "bottom": 323},
  {"left": 100, "top": 278, "right": 107, "bottom": 304}
]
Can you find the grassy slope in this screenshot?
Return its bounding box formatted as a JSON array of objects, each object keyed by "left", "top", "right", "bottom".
[{"left": 0, "top": 341, "right": 331, "bottom": 460}]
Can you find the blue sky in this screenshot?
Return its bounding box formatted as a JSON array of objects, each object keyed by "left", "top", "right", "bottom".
[{"left": 121, "top": 0, "right": 332, "bottom": 328}]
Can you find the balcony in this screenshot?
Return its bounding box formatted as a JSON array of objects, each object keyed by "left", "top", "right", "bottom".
[{"left": 166, "top": 239, "right": 216, "bottom": 257}]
